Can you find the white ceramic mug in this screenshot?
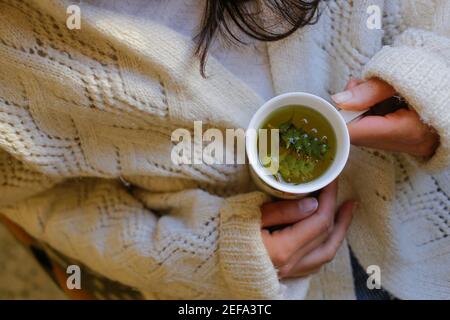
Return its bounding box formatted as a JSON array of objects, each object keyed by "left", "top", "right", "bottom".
[{"left": 246, "top": 92, "right": 351, "bottom": 199}]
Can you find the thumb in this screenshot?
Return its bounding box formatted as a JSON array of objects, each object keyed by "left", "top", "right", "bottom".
[{"left": 332, "top": 78, "right": 396, "bottom": 111}]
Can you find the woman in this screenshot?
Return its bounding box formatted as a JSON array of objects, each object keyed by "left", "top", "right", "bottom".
[{"left": 0, "top": 0, "right": 448, "bottom": 299}]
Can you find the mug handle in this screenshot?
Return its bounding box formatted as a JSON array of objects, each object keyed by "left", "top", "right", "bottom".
[
  {"left": 338, "top": 108, "right": 367, "bottom": 124},
  {"left": 337, "top": 96, "right": 408, "bottom": 124}
]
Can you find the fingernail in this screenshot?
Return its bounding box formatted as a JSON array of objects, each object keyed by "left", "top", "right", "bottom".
[
  {"left": 298, "top": 197, "right": 319, "bottom": 214},
  {"left": 331, "top": 90, "right": 353, "bottom": 104}
]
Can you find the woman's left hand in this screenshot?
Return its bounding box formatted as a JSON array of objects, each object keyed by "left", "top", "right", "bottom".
[{"left": 332, "top": 78, "right": 440, "bottom": 158}]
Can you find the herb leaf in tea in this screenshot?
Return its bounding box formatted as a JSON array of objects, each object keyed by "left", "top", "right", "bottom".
[
  {"left": 277, "top": 121, "right": 330, "bottom": 182},
  {"left": 280, "top": 122, "right": 330, "bottom": 159},
  {"left": 278, "top": 152, "right": 316, "bottom": 182}
]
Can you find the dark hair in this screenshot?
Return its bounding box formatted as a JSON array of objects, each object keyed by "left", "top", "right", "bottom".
[{"left": 195, "top": 0, "right": 321, "bottom": 76}]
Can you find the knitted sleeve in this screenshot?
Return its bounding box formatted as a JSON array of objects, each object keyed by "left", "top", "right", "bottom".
[
  {"left": 0, "top": 179, "right": 284, "bottom": 299},
  {"left": 0, "top": 150, "right": 60, "bottom": 207},
  {"left": 0, "top": 0, "right": 291, "bottom": 299},
  {"left": 362, "top": 2, "right": 450, "bottom": 172}
]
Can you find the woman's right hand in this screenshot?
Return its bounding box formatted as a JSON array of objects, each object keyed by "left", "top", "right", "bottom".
[{"left": 260, "top": 181, "right": 356, "bottom": 279}]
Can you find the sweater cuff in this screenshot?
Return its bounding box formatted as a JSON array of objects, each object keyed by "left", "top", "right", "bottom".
[
  {"left": 363, "top": 45, "right": 450, "bottom": 172},
  {"left": 219, "top": 192, "right": 285, "bottom": 299}
]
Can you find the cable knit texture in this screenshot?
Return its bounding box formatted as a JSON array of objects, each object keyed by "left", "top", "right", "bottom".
[{"left": 0, "top": 0, "right": 449, "bottom": 299}]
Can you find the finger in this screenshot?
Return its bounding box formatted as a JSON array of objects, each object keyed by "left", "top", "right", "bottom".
[
  {"left": 344, "top": 78, "right": 364, "bottom": 90},
  {"left": 348, "top": 108, "right": 420, "bottom": 145},
  {"left": 285, "top": 201, "right": 356, "bottom": 278},
  {"left": 261, "top": 197, "right": 319, "bottom": 228},
  {"left": 421, "top": 130, "right": 440, "bottom": 158},
  {"left": 270, "top": 181, "right": 338, "bottom": 260},
  {"left": 348, "top": 115, "right": 398, "bottom": 146},
  {"left": 332, "top": 78, "right": 396, "bottom": 111},
  {"left": 388, "top": 109, "right": 440, "bottom": 157},
  {"left": 316, "top": 179, "right": 338, "bottom": 215},
  {"left": 278, "top": 232, "right": 328, "bottom": 277},
  {"left": 280, "top": 200, "right": 354, "bottom": 277},
  {"left": 265, "top": 227, "right": 329, "bottom": 269},
  {"left": 348, "top": 108, "right": 438, "bottom": 156}
]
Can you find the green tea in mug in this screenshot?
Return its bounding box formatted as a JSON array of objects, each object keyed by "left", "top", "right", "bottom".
[{"left": 259, "top": 105, "right": 337, "bottom": 184}]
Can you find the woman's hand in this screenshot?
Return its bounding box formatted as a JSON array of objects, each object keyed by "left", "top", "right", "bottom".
[
  {"left": 260, "top": 181, "right": 356, "bottom": 279},
  {"left": 332, "top": 78, "right": 440, "bottom": 158}
]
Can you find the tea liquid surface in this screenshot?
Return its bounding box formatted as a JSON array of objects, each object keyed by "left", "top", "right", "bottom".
[{"left": 260, "top": 105, "right": 337, "bottom": 184}]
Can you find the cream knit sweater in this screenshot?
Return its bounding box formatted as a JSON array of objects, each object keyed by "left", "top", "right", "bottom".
[{"left": 0, "top": 0, "right": 449, "bottom": 299}]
